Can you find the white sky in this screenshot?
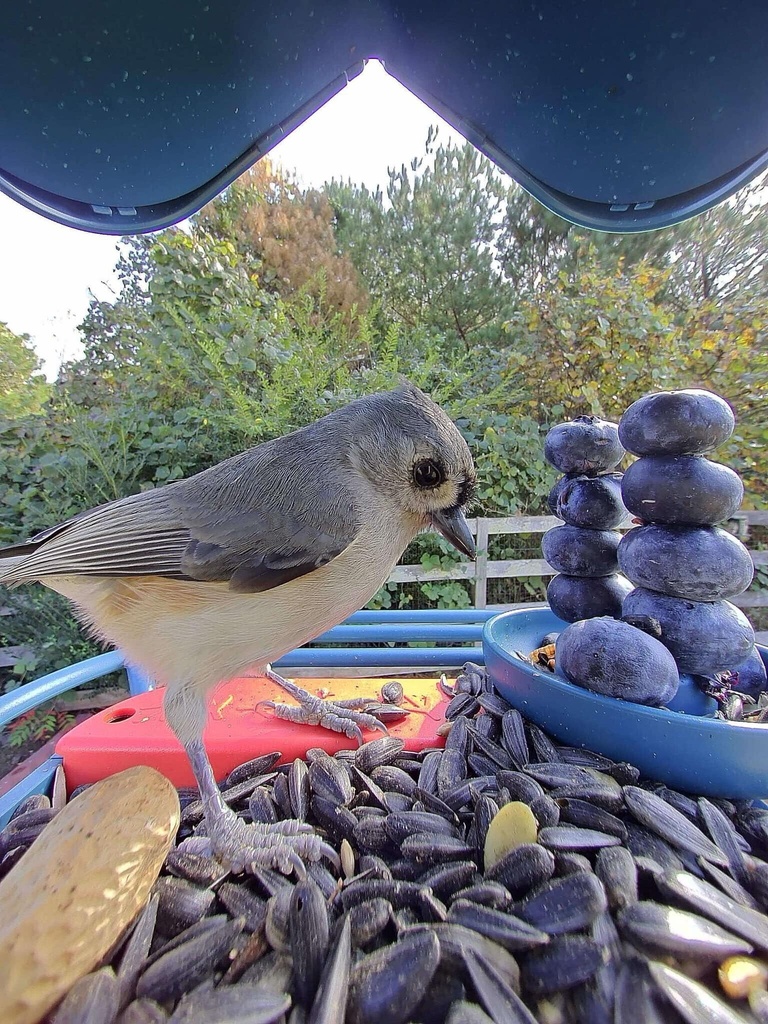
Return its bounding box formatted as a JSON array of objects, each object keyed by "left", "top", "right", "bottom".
[{"left": 0, "top": 62, "right": 458, "bottom": 379}]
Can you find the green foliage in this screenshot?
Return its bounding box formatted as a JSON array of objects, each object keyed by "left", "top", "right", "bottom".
[
  {"left": 6, "top": 707, "right": 74, "bottom": 747},
  {"left": 0, "top": 588, "right": 109, "bottom": 682},
  {"left": 503, "top": 250, "right": 680, "bottom": 422},
  {"left": 0, "top": 144, "right": 766, "bottom": 696},
  {"left": 0, "top": 322, "right": 49, "bottom": 419},
  {"left": 326, "top": 130, "right": 514, "bottom": 353}
]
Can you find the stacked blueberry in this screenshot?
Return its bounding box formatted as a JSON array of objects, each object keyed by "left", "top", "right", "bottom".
[
  {"left": 542, "top": 416, "right": 632, "bottom": 623},
  {"left": 617, "top": 389, "right": 759, "bottom": 682}
]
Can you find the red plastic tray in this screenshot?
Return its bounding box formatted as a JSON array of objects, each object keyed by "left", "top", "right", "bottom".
[{"left": 56, "top": 674, "right": 450, "bottom": 790}]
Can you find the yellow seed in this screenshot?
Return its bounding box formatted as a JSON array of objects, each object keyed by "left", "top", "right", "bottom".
[
  {"left": 0, "top": 766, "right": 180, "bottom": 1024},
  {"left": 340, "top": 838, "right": 355, "bottom": 880},
  {"left": 718, "top": 956, "right": 768, "bottom": 999},
  {"left": 484, "top": 801, "right": 538, "bottom": 871}
]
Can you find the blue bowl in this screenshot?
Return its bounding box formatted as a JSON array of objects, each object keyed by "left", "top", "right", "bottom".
[{"left": 483, "top": 607, "right": 768, "bottom": 800}]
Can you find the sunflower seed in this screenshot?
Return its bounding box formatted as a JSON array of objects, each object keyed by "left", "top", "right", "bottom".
[
  {"left": 51, "top": 968, "right": 120, "bottom": 1024},
  {"left": 539, "top": 826, "right": 622, "bottom": 851},
  {"left": 384, "top": 810, "right": 462, "bottom": 844},
  {"left": 248, "top": 786, "right": 279, "bottom": 825},
  {"left": 290, "top": 877, "right": 330, "bottom": 1007},
  {"left": 288, "top": 759, "right": 310, "bottom": 820},
  {"left": 450, "top": 881, "right": 513, "bottom": 911},
  {"left": 527, "top": 725, "right": 561, "bottom": 763},
  {"left": 117, "top": 998, "right": 169, "bottom": 1024},
  {"left": 173, "top": 985, "right": 290, "bottom": 1024},
  {"left": 371, "top": 765, "right": 418, "bottom": 798},
  {"left": 307, "top": 915, "right": 351, "bottom": 1024},
  {"left": 557, "top": 799, "right": 628, "bottom": 840},
  {"left": 518, "top": 872, "right": 607, "bottom": 935},
  {"left": 152, "top": 877, "right": 215, "bottom": 938},
  {"left": 623, "top": 787, "right": 729, "bottom": 867},
  {"left": 595, "top": 846, "right": 638, "bottom": 911},
  {"left": 495, "top": 772, "right": 544, "bottom": 805},
  {"left": 699, "top": 798, "right": 751, "bottom": 885},
  {"left": 520, "top": 936, "right": 606, "bottom": 995},
  {"left": 309, "top": 758, "right": 353, "bottom": 806},
  {"left": 347, "top": 931, "right": 441, "bottom": 1024},
  {"left": 654, "top": 869, "right": 768, "bottom": 952},
  {"left": 617, "top": 901, "right": 752, "bottom": 959},
  {"left": 217, "top": 882, "right": 268, "bottom": 932},
  {"left": 448, "top": 899, "right": 550, "bottom": 952},
  {"left": 117, "top": 895, "right": 160, "bottom": 1009},
  {"left": 485, "top": 843, "right": 556, "bottom": 896},
  {"left": 354, "top": 737, "right": 405, "bottom": 774},
  {"left": 463, "top": 948, "right": 538, "bottom": 1024},
  {"left": 649, "top": 961, "right": 751, "bottom": 1024},
  {"left": 528, "top": 794, "right": 560, "bottom": 829},
  {"left": 225, "top": 753, "right": 283, "bottom": 787},
  {"left": 419, "top": 861, "right": 478, "bottom": 900},
  {"left": 402, "top": 831, "right": 476, "bottom": 864},
  {"left": 446, "top": 693, "right": 481, "bottom": 720},
  {"left": 136, "top": 916, "right": 244, "bottom": 1003}
]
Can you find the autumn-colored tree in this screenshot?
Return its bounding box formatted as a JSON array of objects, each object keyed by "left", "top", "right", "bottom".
[{"left": 199, "top": 161, "right": 368, "bottom": 322}]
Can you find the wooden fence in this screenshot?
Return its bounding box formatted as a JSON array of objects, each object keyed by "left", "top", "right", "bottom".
[{"left": 388, "top": 510, "right": 768, "bottom": 612}]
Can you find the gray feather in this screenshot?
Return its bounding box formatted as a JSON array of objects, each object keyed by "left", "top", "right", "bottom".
[
  {"left": 0, "top": 425, "right": 361, "bottom": 592},
  {"left": 0, "top": 384, "right": 474, "bottom": 594}
]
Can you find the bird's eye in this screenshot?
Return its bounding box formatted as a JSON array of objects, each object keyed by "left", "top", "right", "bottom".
[{"left": 412, "top": 459, "right": 445, "bottom": 489}]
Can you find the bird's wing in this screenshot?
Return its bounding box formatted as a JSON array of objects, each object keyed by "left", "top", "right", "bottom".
[{"left": 0, "top": 444, "right": 361, "bottom": 593}]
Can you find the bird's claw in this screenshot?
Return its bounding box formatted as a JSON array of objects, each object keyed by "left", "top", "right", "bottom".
[
  {"left": 262, "top": 669, "right": 393, "bottom": 743},
  {"left": 181, "top": 814, "right": 339, "bottom": 877}
]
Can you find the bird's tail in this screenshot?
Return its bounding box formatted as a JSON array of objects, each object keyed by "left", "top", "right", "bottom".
[{"left": 0, "top": 553, "right": 31, "bottom": 587}]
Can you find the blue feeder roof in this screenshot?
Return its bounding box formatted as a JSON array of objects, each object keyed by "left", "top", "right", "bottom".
[{"left": 1, "top": 0, "right": 767, "bottom": 234}]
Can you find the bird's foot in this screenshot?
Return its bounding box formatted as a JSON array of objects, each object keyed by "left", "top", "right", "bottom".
[
  {"left": 182, "top": 812, "right": 339, "bottom": 877},
  {"left": 262, "top": 666, "right": 390, "bottom": 744}
]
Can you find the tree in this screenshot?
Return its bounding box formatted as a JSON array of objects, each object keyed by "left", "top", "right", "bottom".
[
  {"left": 198, "top": 161, "right": 368, "bottom": 322},
  {"left": 326, "top": 132, "right": 514, "bottom": 353},
  {"left": 663, "top": 177, "right": 768, "bottom": 305},
  {"left": 0, "top": 323, "right": 48, "bottom": 419}
]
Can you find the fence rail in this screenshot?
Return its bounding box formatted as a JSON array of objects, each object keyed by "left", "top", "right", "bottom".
[{"left": 388, "top": 511, "right": 768, "bottom": 611}]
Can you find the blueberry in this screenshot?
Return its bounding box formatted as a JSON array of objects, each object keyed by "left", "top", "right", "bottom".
[
  {"left": 622, "top": 586, "right": 755, "bottom": 676},
  {"left": 547, "top": 475, "right": 576, "bottom": 518},
  {"left": 618, "top": 389, "right": 735, "bottom": 457},
  {"left": 622, "top": 614, "right": 663, "bottom": 639},
  {"left": 555, "top": 617, "right": 680, "bottom": 706},
  {"left": 547, "top": 573, "right": 633, "bottom": 623},
  {"left": 545, "top": 416, "right": 625, "bottom": 475},
  {"left": 542, "top": 525, "right": 621, "bottom": 577},
  {"left": 730, "top": 646, "right": 768, "bottom": 699},
  {"left": 556, "top": 473, "right": 627, "bottom": 530},
  {"left": 621, "top": 456, "right": 743, "bottom": 525},
  {"left": 617, "top": 524, "right": 754, "bottom": 601}
]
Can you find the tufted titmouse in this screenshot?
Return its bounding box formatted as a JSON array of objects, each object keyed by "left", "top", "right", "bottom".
[{"left": 0, "top": 383, "right": 477, "bottom": 873}]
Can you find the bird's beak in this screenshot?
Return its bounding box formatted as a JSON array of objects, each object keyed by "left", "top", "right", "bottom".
[{"left": 431, "top": 506, "right": 476, "bottom": 559}]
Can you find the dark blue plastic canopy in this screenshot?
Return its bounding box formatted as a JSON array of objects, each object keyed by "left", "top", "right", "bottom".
[{"left": 2, "top": 0, "right": 767, "bottom": 234}]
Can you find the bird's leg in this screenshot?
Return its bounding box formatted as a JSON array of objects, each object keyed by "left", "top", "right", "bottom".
[
  {"left": 263, "top": 665, "right": 389, "bottom": 745},
  {"left": 165, "top": 685, "right": 336, "bottom": 876}
]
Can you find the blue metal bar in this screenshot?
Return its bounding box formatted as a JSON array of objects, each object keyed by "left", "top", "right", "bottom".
[
  {"left": 123, "top": 624, "right": 484, "bottom": 694},
  {"left": 0, "top": 755, "right": 63, "bottom": 829},
  {"left": 314, "top": 624, "right": 483, "bottom": 643},
  {"left": 126, "top": 662, "right": 155, "bottom": 696},
  {"left": 345, "top": 609, "right": 498, "bottom": 624},
  {"left": 0, "top": 617, "right": 495, "bottom": 724},
  {"left": 0, "top": 652, "right": 125, "bottom": 730},
  {"left": 275, "top": 647, "right": 482, "bottom": 669}
]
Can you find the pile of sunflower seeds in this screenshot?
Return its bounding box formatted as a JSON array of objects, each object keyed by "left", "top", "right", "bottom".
[{"left": 6, "top": 662, "right": 768, "bottom": 1024}]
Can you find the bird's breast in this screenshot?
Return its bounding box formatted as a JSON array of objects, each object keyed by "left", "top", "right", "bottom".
[{"left": 46, "top": 518, "right": 417, "bottom": 688}]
